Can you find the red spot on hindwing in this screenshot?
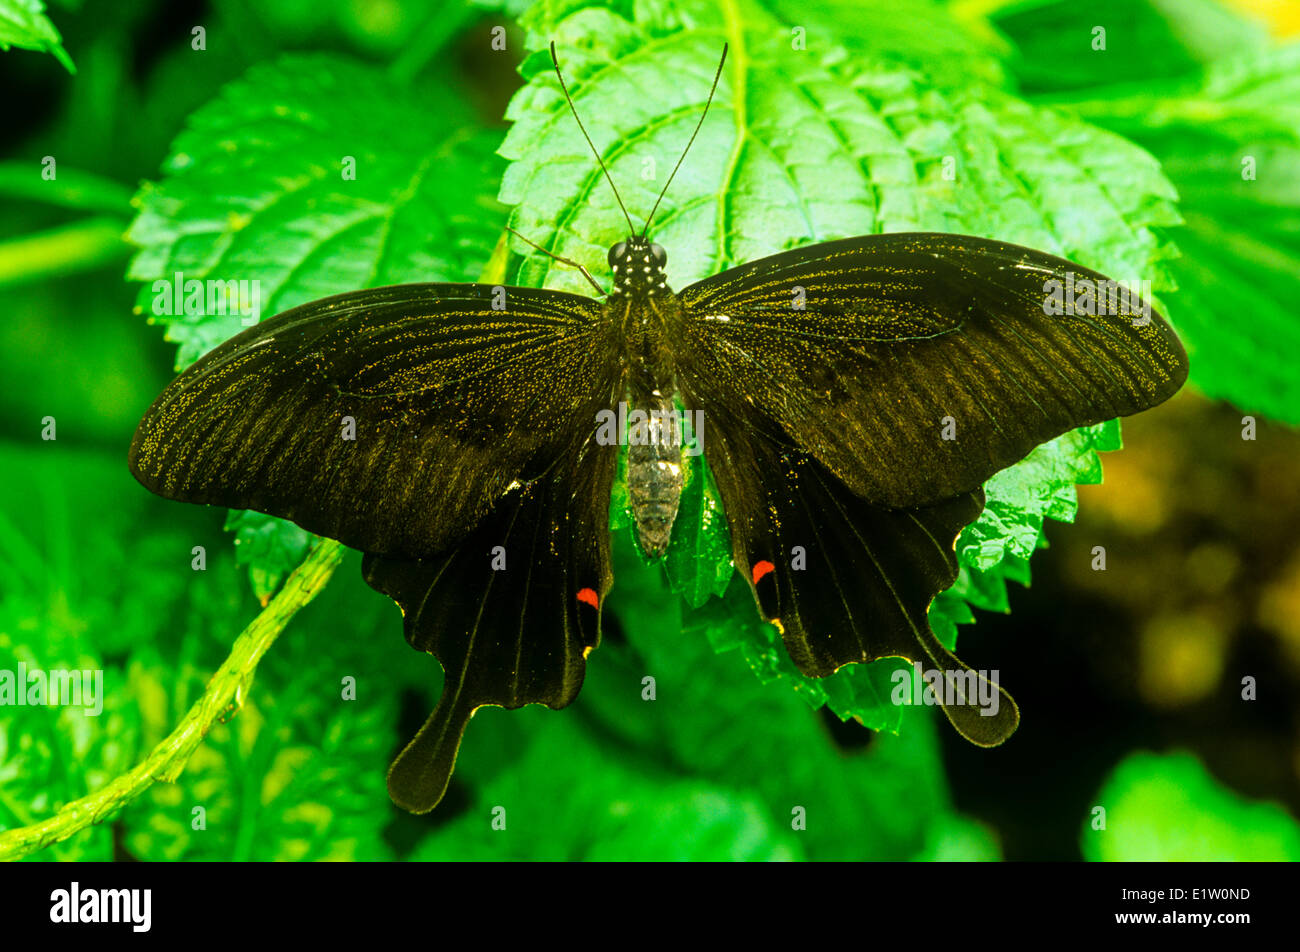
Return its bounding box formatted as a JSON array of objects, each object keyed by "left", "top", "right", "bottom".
[
  {"left": 752, "top": 560, "right": 775, "bottom": 584},
  {"left": 576, "top": 587, "right": 600, "bottom": 609}
]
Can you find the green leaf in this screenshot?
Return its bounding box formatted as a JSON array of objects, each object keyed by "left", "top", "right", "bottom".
[
  {"left": 1061, "top": 44, "right": 1300, "bottom": 423},
  {"left": 125, "top": 54, "right": 507, "bottom": 596},
  {"left": 759, "top": 0, "right": 1010, "bottom": 91},
  {"left": 985, "top": 0, "right": 1266, "bottom": 95},
  {"left": 497, "top": 0, "right": 1179, "bottom": 729},
  {"left": 1083, "top": 750, "right": 1300, "bottom": 861},
  {"left": 961, "top": 420, "right": 1122, "bottom": 574},
  {"left": 503, "top": 0, "right": 921, "bottom": 296},
  {"left": 0, "top": 0, "right": 75, "bottom": 73},
  {"left": 224, "top": 510, "right": 314, "bottom": 605},
  {"left": 662, "top": 453, "right": 732, "bottom": 608},
  {"left": 127, "top": 53, "right": 504, "bottom": 370},
  {"left": 898, "top": 92, "right": 1182, "bottom": 283},
  {"left": 410, "top": 715, "right": 804, "bottom": 861},
  {"left": 503, "top": 0, "right": 1178, "bottom": 294}
]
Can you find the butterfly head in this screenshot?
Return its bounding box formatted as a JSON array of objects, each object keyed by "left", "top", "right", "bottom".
[{"left": 608, "top": 236, "right": 669, "bottom": 299}]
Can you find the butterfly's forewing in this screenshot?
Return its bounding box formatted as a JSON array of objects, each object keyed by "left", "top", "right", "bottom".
[
  {"left": 130, "top": 282, "right": 624, "bottom": 812},
  {"left": 678, "top": 233, "right": 1189, "bottom": 510},
  {"left": 676, "top": 232, "right": 1188, "bottom": 741},
  {"left": 129, "top": 283, "right": 619, "bottom": 559},
  {"left": 362, "top": 431, "right": 615, "bottom": 813}
]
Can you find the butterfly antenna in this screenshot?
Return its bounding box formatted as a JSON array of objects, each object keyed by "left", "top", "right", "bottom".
[
  {"left": 550, "top": 43, "right": 636, "bottom": 237},
  {"left": 642, "top": 43, "right": 728, "bottom": 238}
]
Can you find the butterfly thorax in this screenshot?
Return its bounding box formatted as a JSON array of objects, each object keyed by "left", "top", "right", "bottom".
[
  {"left": 607, "top": 235, "right": 670, "bottom": 301},
  {"left": 605, "top": 236, "right": 686, "bottom": 559}
]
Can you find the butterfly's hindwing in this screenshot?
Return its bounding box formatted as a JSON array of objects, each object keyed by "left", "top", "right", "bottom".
[
  {"left": 129, "top": 282, "right": 619, "bottom": 559},
  {"left": 698, "top": 421, "right": 1019, "bottom": 746},
  {"left": 361, "top": 434, "right": 616, "bottom": 813},
  {"left": 678, "top": 232, "right": 1189, "bottom": 510}
]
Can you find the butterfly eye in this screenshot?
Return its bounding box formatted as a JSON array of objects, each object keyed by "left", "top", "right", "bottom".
[
  {"left": 608, "top": 242, "right": 628, "bottom": 268},
  {"left": 650, "top": 243, "right": 667, "bottom": 266}
]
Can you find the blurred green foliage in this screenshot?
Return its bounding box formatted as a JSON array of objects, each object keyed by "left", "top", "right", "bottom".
[
  {"left": 1083, "top": 751, "right": 1300, "bottom": 861},
  {"left": 1, "top": 0, "right": 1297, "bottom": 860},
  {"left": 0, "top": 0, "right": 74, "bottom": 73}
]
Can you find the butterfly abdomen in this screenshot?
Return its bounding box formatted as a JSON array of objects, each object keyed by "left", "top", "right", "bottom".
[{"left": 626, "top": 391, "right": 684, "bottom": 559}]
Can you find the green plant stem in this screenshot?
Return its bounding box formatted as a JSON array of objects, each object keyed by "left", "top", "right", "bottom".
[
  {"left": 0, "top": 538, "right": 346, "bottom": 861},
  {"left": 0, "top": 222, "right": 509, "bottom": 861},
  {"left": 0, "top": 162, "right": 133, "bottom": 213},
  {"left": 0, "top": 216, "right": 128, "bottom": 286}
]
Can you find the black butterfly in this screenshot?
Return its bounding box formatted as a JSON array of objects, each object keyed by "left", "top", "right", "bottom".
[{"left": 129, "top": 44, "right": 1189, "bottom": 813}]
